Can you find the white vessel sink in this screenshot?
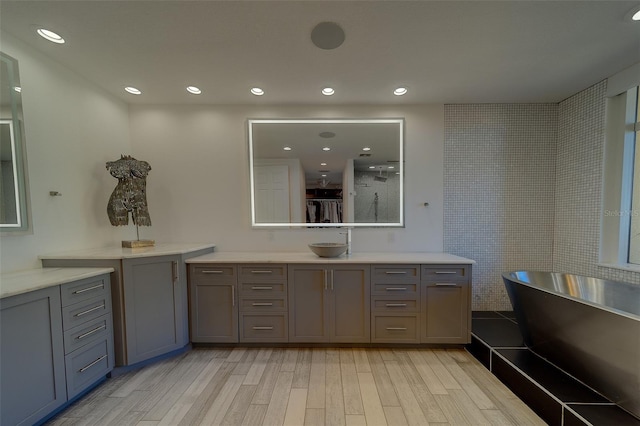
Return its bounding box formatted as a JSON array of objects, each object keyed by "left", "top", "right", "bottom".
[{"left": 308, "top": 243, "right": 348, "bottom": 258}]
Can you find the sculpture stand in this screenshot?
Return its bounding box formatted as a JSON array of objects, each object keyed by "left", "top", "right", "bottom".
[{"left": 122, "top": 223, "right": 155, "bottom": 248}]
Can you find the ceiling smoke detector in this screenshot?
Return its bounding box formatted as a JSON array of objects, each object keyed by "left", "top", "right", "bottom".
[{"left": 311, "top": 22, "right": 345, "bottom": 50}]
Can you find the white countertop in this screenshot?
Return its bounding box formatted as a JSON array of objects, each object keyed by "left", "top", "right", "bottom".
[
  {"left": 39, "top": 243, "right": 216, "bottom": 260},
  {"left": 186, "top": 251, "right": 475, "bottom": 264},
  {"left": 1, "top": 267, "right": 114, "bottom": 299}
]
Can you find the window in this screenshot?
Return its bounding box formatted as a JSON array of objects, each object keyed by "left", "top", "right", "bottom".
[{"left": 627, "top": 87, "right": 640, "bottom": 263}]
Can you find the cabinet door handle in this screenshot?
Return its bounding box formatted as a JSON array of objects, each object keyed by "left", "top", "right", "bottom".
[
  {"left": 386, "top": 327, "right": 407, "bottom": 331},
  {"left": 385, "top": 287, "right": 407, "bottom": 291},
  {"left": 251, "top": 286, "right": 273, "bottom": 290},
  {"left": 435, "top": 271, "right": 457, "bottom": 274},
  {"left": 75, "top": 303, "right": 105, "bottom": 317},
  {"left": 173, "top": 261, "right": 179, "bottom": 282},
  {"left": 202, "top": 270, "right": 224, "bottom": 274},
  {"left": 330, "top": 269, "right": 334, "bottom": 291},
  {"left": 251, "top": 270, "right": 273, "bottom": 274},
  {"left": 324, "top": 270, "right": 328, "bottom": 290},
  {"left": 252, "top": 302, "right": 273, "bottom": 306},
  {"left": 79, "top": 354, "right": 108, "bottom": 373},
  {"left": 231, "top": 286, "right": 235, "bottom": 307},
  {"left": 386, "top": 303, "right": 407, "bottom": 307},
  {"left": 385, "top": 271, "right": 407, "bottom": 275},
  {"left": 76, "top": 324, "right": 107, "bottom": 340},
  {"left": 252, "top": 326, "right": 274, "bottom": 330},
  {"left": 73, "top": 283, "right": 104, "bottom": 295},
  {"left": 435, "top": 283, "right": 458, "bottom": 287}
]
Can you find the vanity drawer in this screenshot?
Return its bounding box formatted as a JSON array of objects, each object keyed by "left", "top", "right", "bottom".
[
  {"left": 372, "top": 282, "right": 419, "bottom": 297},
  {"left": 240, "top": 313, "right": 288, "bottom": 342},
  {"left": 238, "top": 264, "right": 287, "bottom": 281},
  {"left": 65, "top": 338, "right": 113, "bottom": 399},
  {"left": 371, "top": 265, "right": 420, "bottom": 284},
  {"left": 240, "top": 281, "right": 287, "bottom": 297},
  {"left": 62, "top": 294, "right": 111, "bottom": 331},
  {"left": 371, "top": 314, "right": 419, "bottom": 343},
  {"left": 61, "top": 275, "right": 110, "bottom": 307},
  {"left": 421, "top": 265, "right": 469, "bottom": 283},
  {"left": 64, "top": 313, "right": 113, "bottom": 355},
  {"left": 191, "top": 265, "right": 237, "bottom": 283},
  {"left": 240, "top": 298, "right": 287, "bottom": 312},
  {"left": 371, "top": 298, "right": 419, "bottom": 313}
]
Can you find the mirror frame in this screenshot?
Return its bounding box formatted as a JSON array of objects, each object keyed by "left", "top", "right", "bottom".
[
  {"left": 248, "top": 118, "right": 405, "bottom": 228},
  {"left": 1, "top": 52, "right": 31, "bottom": 233}
]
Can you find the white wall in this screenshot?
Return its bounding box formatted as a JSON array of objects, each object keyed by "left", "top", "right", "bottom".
[
  {"left": 129, "top": 105, "right": 444, "bottom": 253},
  {"left": 0, "top": 33, "right": 132, "bottom": 273}
]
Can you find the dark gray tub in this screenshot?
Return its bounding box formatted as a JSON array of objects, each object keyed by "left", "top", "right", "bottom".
[{"left": 502, "top": 271, "right": 640, "bottom": 419}]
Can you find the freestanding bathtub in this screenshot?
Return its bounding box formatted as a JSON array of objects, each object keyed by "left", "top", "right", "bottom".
[{"left": 502, "top": 271, "right": 640, "bottom": 419}]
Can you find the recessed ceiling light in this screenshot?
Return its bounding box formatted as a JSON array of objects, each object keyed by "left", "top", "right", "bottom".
[
  {"left": 124, "top": 87, "right": 142, "bottom": 95},
  {"left": 362, "top": 147, "right": 371, "bottom": 151},
  {"left": 626, "top": 5, "right": 640, "bottom": 21},
  {"left": 388, "top": 166, "right": 395, "bottom": 169},
  {"left": 251, "top": 87, "right": 264, "bottom": 96},
  {"left": 37, "top": 28, "right": 65, "bottom": 44},
  {"left": 320, "top": 162, "right": 327, "bottom": 166},
  {"left": 394, "top": 87, "right": 408, "bottom": 96},
  {"left": 283, "top": 146, "right": 292, "bottom": 151},
  {"left": 369, "top": 166, "right": 376, "bottom": 169},
  {"left": 14, "top": 87, "right": 22, "bottom": 93},
  {"left": 321, "top": 174, "right": 327, "bottom": 177},
  {"left": 186, "top": 86, "right": 202, "bottom": 95},
  {"left": 322, "top": 87, "right": 335, "bottom": 96},
  {"left": 322, "top": 147, "right": 331, "bottom": 151}
]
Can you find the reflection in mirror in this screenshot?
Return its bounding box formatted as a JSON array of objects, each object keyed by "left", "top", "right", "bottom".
[
  {"left": 249, "top": 119, "right": 404, "bottom": 227},
  {"left": 1, "top": 52, "right": 30, "bottom": 232}
]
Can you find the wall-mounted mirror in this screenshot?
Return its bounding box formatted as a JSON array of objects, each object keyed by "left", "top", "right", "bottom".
[
  {"left": 1, "top": 52, "right": 31, "bottom": 232},
  {"left": 249, "top": 118, "right": 404, "bottom": 227}
]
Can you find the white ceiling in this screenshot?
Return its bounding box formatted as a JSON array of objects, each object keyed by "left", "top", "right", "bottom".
[{"left": 1, "top": 0, "right": 639, "bottom": 105}]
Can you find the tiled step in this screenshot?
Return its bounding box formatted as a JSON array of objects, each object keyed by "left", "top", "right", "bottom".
[{"left": 469, "top": 311, "right": 640, "bottom": 426}]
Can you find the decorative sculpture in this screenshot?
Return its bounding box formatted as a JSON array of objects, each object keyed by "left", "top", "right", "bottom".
[{"left": 106, "top": 155, "right": 154, "bottom": 247}]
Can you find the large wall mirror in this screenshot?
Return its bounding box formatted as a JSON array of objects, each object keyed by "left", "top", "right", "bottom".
[
  {"left": 1, "top": 52, "right": 31, "bottom": 233},
  {"left": 249, "top": 118, "right": 404, "bottom": 228}
]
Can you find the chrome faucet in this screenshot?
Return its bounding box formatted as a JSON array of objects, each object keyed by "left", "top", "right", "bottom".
[{"left": 340, "top": 227, "right": 352, "bottom": 255}]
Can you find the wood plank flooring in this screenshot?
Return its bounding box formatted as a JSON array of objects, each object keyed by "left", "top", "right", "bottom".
[{"left": 46, "top": 348, "right": 545, "bottom": 426}]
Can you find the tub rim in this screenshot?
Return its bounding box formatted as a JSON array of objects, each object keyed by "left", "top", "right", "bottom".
[{"left": 502, "top": 270, "right": 640, "bottom": 321}]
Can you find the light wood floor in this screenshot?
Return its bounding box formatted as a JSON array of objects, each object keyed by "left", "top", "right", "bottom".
[{"left": 46, "top": 347, "right": 545, "bottom": 426}]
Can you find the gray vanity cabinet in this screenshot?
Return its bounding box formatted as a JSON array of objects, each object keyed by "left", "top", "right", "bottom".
[
  {"left": 371, "top": 264, "right": 421, "bottom": 343},
  {"left": 189, "top": 264, "right": 238, "bottom": 343},
  {"left": 288, "top": 264, "right": 370, "bottom": 343},
  {"left": 122, "top": 255, "right": 188, "bottom": 364},
  {"left": 0, "top": 286, "right": 66, "bottom": 426},
  {"left": 421, "top": 265, "right": 471, "bottom": 344}
]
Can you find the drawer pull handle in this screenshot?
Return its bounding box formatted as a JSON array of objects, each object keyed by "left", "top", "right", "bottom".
[
  {"left": 252, "top": 302, "right": 273, "bottom": 306},
  {"left": 252, "top": 326, "right": 274, "bottom": 330},
  {"left": 386, "top": 327, "right": 408, "bottom": 331},
  {"left": 202, "top": 270, "right": 224, "bottom": 274},
  {"left": 251, "top": 270, "right": 273, "bottom": 274},
  {"left": 77, "top": 324, "right": 107, "bottom": 340},
  {"left": 73, "top": 284, "right": 104, "bottom": 294},
  {"left": 386, "top": 303, "right": 407, "bottom": 307},
  {"left": 435, "top": 283, "right": 458, "bottom": 287},
  {"left": 79, "top": 354, "right": 108, "bottom": 373},
  {"left": 75, "top": 304, "right": 105, "bottom": 317},
  {"left": 385, "top": 271, "right": 407, "bottom": 275},
  {"left": 435, "top": 271, "right": 457, "bottom": 274},
  {"left": 252, "top": 286, "right": 273, "bottom": 290},
  {"left": 385, "top": 287, "right": 407, "bottom": 291}
]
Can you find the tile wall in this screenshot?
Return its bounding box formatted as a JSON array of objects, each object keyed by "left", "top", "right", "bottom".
[
  {"left": 444, "top": 104, "right": 558, "bottom": 310},
  {"left": 554, "top": 81, "right": 640, "bottom": 285},
  {"left": 445, "top": 81, "right": 640, "bottom": 311}
]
